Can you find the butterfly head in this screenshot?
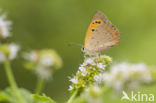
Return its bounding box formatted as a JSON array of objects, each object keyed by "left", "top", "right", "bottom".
[
  {"left": 81, "top": 46, "right": 86, "bottom": 53},
  {"left": 81, "top": 46, "right": 100, "bottom": 56}
]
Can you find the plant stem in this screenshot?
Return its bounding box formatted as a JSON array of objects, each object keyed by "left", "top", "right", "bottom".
[
  {"left": 35, "top": 77, "right": 45, "bottom": 95},
  {"left": 4, "top": 58, "right": 26, "bottom": 103},
  {"left": 67, "top": 90, "right": 78, "bottom": 103}
]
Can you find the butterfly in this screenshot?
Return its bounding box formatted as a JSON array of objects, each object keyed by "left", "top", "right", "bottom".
[{"left": 82, "top": 11, "right": 122, "bottom": 56}]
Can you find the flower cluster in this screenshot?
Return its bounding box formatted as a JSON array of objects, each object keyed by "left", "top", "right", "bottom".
[
  {"left": 0, "top": 10, "right": 18, "bottom": 63},
  {"left": 103, "top": 62, "right": 153, "bottom": 92},
  {"left": 0, "top": 11, "right": 12, "bottom": 39},
  {"left": 69, "top": 55, "right": 112, "bottom": 94},
  {"left": 0, "top": 43, "right": 19, "bottom": 63},
  {"left": 23, "top": 49, "right": 63, "bottom": 80}
]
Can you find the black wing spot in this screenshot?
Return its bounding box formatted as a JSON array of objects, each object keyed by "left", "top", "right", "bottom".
[
  {"left": 95, "top": 21, "right": 101, "bottom": 24},
  {"left": 98, "top": 21, "right": 101, "bottom": 24},
  {"left": 92, "top": 29, "right": 95, "bottom": 32}
]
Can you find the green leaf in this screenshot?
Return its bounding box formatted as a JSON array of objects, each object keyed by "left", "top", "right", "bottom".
[
  {"left": 0, "top": 87, "right": 55, "bottom": 103},
  {"left": 0, "top": 87, "right": 33, "bottom": 103},
  {"left": 32, "top": 94, "right": 55, "bottom": 103},
  {"left": 0, "top": 90, "right": 9, "bottom": 102}
]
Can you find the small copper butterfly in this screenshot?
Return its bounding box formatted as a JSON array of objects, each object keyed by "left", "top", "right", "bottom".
[{"left": 83, "top": 11, "right": 122, "bottom": 55}]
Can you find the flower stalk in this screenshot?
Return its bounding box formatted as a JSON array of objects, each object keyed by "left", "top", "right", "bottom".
[
  {"left": 23, "top": 49, "right": 63, "bottom": 95},
  {"left": 4, "top": 58, "right": 26, "bottom": 103},
  {"left": 35, "top": 77, "right": 45, "bottom": 95},
  {"left": 67, "top": 89, "right": 78, "bottom": 103}
]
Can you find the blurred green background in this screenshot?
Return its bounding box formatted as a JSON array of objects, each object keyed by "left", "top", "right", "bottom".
[{"left": 0, "top": 0, "right": 156, "bottom": 103}]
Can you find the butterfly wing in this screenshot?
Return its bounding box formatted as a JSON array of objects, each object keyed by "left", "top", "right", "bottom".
[{"left": 85, "top": 11, "right": 121, "bottom": 53}]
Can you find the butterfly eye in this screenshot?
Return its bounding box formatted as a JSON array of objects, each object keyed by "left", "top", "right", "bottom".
[
  {"left": 92, "top": 29, "right": 95, "bottom": 32},
  {"left": 81, "top": 46, "right": 85, "bottom": 52}
]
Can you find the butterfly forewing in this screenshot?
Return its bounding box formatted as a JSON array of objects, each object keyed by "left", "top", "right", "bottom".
[{"left": 85, "top": 11, "right": 121, "bottom": 53}]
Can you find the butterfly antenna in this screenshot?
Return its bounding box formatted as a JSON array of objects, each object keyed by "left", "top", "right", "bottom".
[{"left": 68, "top": 42, "right": 83, "bottom": 47}]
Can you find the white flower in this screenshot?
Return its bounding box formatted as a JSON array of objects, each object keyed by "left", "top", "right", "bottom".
[
  {"left": 69, "top": 77, "right": 78, "bottom": 84},
  {"left": 40, "top": 54, "right": 54, "bottom": 67},
  {"left": 68, "top": 85, "right": 73, "bottom": 91},
  {"left": 110, "top": 62, "right": 130, "bottom": 79},
  {"left": 9, "top": 43, "right": 20, "bottom": 60},
  {"left": 102, "top": 62, "right": 153, "bottom": 92},
  {"left": 35, "top": 65, "right": 52, "bottom": 80},
  {"left": 0, "top": 14, "right": 12, "bottom": 38},
  {"left": 97, "top": 63, "right": 106, "bottom": 70},
  {"left": 94, "top": 74, "right": 103, "bottom": 84},
  {"left": 0, "top": 43, "right": 19, "bottom": 63},
  {"left": 82, "top": 58, "right": 96, "bottom": 66},
  {"left": 23, "top": 51, "right": 38, "bottom": 62},
  {"left": 79, "top": 66, "right": 87, "bottom": 76}
]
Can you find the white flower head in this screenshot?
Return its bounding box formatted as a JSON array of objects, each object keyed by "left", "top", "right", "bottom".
[
  {"left": 0, "top": 43, "right": 19, "bottom": 63},
  {"left": 0, "top": 13, "right": 12, "bottom": 39},
  {"left": 23, "top": 49, "right": 62, "bottom": 81},
  {"left": 40, "top": 54, "right": 54, "bottom": 67},
  {"left": 9, "top": 43, "right": 20, "bottom": 60},
  {"left": 35, "top": 65, "right": 52, "bottom": 80},
  {"left": 102, "top": 62, "right": 153, "bottom": 92},
  {"left": 69, "top": 55, "right": 112, "bottom": 93},
  {"left": 97, "top": 63, "right": 106, "bottom": 70},
  {"left": 69, "top": 77, "right": 78, "bottom": 84}
]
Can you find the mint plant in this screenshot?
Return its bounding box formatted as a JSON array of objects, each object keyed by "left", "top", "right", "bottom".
[{"left": 0, "top": 9, "right": 156, "bottom": 103}]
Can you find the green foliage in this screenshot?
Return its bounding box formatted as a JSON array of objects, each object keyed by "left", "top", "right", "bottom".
[
  {"left": 0, "top": 88, "right": 33, "bottom": 103},
  {"left": 0, "top": 87, "right": 55, "bottom": 103},
  {"left": 32, "top": 94, "right": 55, "bottom": 103}
]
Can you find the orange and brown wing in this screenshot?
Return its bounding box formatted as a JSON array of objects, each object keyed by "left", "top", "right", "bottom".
[{"left": 85, "top": 11, "right": 121, "bottom": 52}]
